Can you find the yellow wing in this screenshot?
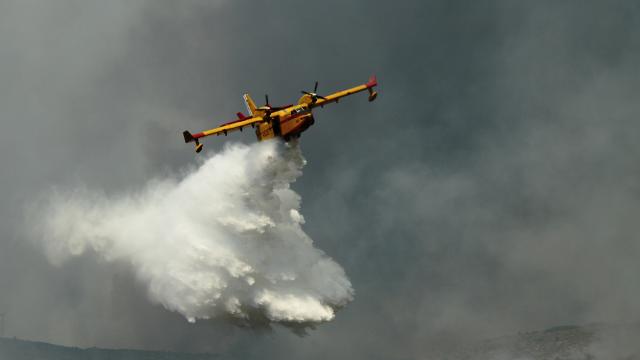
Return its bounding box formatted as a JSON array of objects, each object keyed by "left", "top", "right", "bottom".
[
  {"left": 197, "top": 116, "right": 264, "bottom": 137},
  {"left": 183, "top": 115, "right": 264, "bottom": 152},
  {"left": 301, "top": 75, "right": 378, "bottom": 108}
]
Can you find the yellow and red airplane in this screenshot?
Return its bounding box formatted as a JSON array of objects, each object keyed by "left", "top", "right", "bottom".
[{"left": 183, "top": 76, "right": 378, "bottom": 153}]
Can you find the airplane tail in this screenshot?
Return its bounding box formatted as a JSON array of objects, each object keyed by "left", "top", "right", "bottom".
[{"left": 243, "top": 94, "right": 258, "bottom": 115}]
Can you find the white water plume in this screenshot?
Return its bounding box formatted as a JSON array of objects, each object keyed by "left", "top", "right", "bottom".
[{"left": 33, "top": 140, "right": 353, "bottom": 324}]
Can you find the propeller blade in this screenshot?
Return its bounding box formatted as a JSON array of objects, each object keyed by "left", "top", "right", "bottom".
[
  {"left": 301, "top": 84, "right": 325, "bottom": 103},
  {"left": 265, "top": 94, "right": 270, "bottom": 106}
]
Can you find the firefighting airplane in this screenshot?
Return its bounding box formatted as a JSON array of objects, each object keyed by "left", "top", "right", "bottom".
[{"left": 182, "top": 76, "right": 378, "bottom": 153}]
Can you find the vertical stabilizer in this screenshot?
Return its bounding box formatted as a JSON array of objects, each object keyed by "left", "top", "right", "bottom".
[{"left": 243, "top": 94, "right": 257, "bottom": 115}]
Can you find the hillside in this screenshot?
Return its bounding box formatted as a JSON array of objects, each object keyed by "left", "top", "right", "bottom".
[
  {"left": 1, "top": 323, "right": 638, "bottom": 359},
  {"left": 430, "top": 323, "right": 640, "bottom": 360},
  {"left": 0, "top": 337, "right": 218, "bottom": 360}
]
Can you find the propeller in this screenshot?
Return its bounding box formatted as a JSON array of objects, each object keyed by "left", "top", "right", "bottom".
[
  {"left": 259, "top": 94, "right": 286, "bottom": 116},
  {"left": 255, "top": 93, "right": 277, "bottom": 123},
  {"left": 301, "top": 81, "right": 327, "bottom": 103},
  {"left": 257, "top": 94, "right": 273, "bottom": 113}
]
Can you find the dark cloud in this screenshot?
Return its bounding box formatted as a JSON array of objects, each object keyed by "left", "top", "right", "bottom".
[{"left": 1, "top": 0, "right": 640, "bottom": 358}]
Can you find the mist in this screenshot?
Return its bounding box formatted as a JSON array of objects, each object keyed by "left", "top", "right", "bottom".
[{"left": 32, "top": 141, "right": 352, "bottom": 325}]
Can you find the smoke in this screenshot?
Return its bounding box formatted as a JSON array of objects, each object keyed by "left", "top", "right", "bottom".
[
  {"left": 31, "top": 140, "right": 353, "bottom": 325},
  {"left": 587, "top": 324, "right": 640, "bottom": 360}
]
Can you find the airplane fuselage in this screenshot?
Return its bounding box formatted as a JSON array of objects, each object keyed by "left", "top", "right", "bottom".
[{"left": 254, "top": 104, "right": 314, "bottom": 141}]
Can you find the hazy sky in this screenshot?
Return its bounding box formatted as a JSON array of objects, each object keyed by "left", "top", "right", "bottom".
[{"left": 2, "top": 1, "right": 640, "bottom": 359}]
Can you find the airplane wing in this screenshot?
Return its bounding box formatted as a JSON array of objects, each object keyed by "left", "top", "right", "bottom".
[
  {"left": 307, "top": 75, "right": 378, "bottom": 109},
  {"left": 183, "top": 115, "right": 264, "bottom": 152}
]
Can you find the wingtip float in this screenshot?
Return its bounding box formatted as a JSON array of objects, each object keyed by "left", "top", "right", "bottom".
[{"left": 183, "top": 75, "right": 379, "bottom": 153}]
